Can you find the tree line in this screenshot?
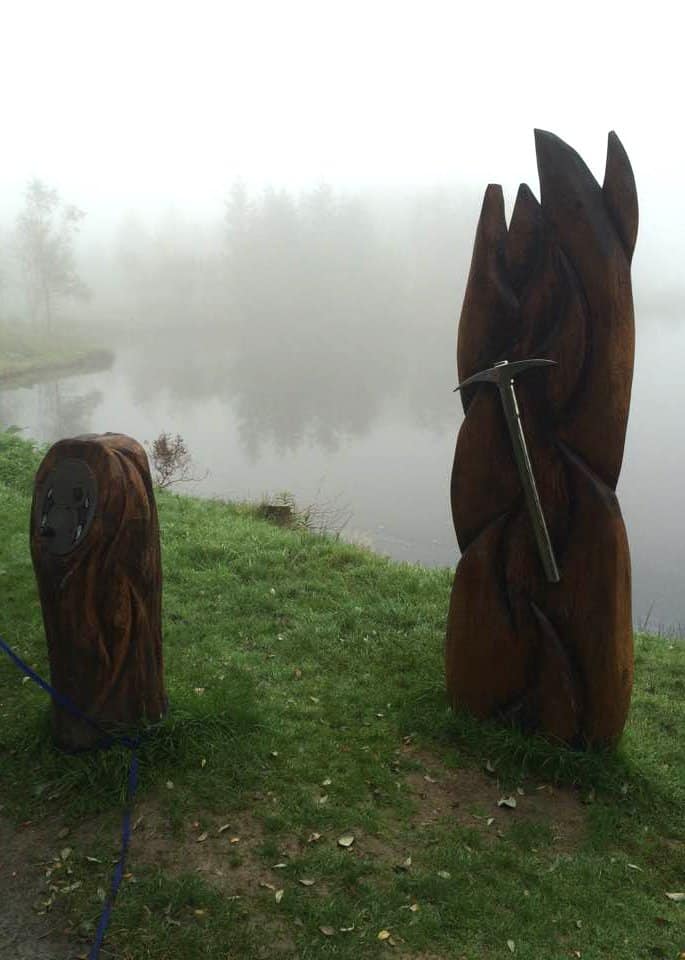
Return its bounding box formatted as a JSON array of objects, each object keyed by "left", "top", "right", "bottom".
[{"left": 0, "top": 175, "right": 674, "bottom": 345}]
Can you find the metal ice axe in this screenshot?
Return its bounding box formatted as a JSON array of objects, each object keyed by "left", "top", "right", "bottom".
[{"left": 454, "top": 358, "right": 561, "bottom": 583}]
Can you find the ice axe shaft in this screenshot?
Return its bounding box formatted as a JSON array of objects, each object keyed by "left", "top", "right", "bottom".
[{"left": 455, "top": 359, "right": 561, "bottom": 583}]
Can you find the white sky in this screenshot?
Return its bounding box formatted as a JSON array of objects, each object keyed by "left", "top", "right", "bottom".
[{"left": 0, "top": 0, "right": 682, "bottom": 285}]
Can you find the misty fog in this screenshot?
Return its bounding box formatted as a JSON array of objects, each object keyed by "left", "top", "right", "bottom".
[
  {"left": 0, "top": 175, "right": 682, "bottom": 634},
  {"left": 0, "top": 1, "right": 683, "bottom": 633}
]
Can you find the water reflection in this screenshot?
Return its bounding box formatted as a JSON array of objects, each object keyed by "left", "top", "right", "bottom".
[
  {"left": 0, "top": 379, "right": 104, "bottom": 443},
  {"left": 0, "top": 315, "right": 681, "bottom": 635}
]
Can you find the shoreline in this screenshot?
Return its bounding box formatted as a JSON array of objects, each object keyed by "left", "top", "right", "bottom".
[{"left": 0, "top": 346, "right": 115, "bottom": 387}]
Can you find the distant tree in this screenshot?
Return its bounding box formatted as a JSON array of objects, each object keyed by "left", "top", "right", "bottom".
[{"left": 15, "top": 179, "right": 90, "bottom": 330}]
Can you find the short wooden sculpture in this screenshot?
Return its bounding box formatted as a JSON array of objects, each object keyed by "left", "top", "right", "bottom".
[
  {"left": 445, "top": 130, "right": 638, "bottom": 748},
  {"left": 30, "top": 433, "right": 167, "bottom": 750}
]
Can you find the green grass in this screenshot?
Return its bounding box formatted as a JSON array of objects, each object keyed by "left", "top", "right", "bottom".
[
  {"left": 0, "top": 318, "right": 113, "bottom": 383},
  {"left": 0, "top": 428, "right": 683, "bottom": 959}
]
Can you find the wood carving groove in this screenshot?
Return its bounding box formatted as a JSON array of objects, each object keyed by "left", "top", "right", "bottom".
[
  {"left": 446, "top": 130, "right": 638, "bottom": 748},
  {"left": 30, "top": 432, "right": 167, "bottom": 750}
]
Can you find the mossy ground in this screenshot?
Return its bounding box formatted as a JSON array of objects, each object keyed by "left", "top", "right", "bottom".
[{"left": 0, "top": 429, "right": 683, "bottom": 959}]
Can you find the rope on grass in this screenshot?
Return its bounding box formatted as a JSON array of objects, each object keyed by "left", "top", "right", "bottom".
[{"left": 0, "top": 633, "right": 142, "bottom": 960}]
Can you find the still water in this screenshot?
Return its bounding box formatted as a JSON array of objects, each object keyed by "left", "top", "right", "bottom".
[{"left": 0, "top": 320, "right": 681, "bottom": 634}]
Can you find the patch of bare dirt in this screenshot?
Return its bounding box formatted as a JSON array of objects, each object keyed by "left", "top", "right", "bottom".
[
  {"left": 402, "top": 747, "right": 587, "bottom": 852},
  {"left": 0, "top": 813, "right": 76, "bottom": 959},
  {"left": 0, "top": 745, "right": 588, "bottom": 959}
]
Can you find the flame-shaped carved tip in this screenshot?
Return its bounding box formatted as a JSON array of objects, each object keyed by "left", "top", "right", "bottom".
[
  {"left": 603, "top": 131, "right": 639, "bottom": 261},
  {"left": 506, "top": 183, "right": 544, "bottom": 296},
  {"left": 457, "top": 182, "right": 519, "bottom": 410}
]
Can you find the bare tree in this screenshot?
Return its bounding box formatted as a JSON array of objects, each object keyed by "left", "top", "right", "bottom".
[
  {"left": 144, "top": 432, "right": 208, "bottom": 489},
  {"left": 15, "top": 179, "right": 90, "bottom": 330}
]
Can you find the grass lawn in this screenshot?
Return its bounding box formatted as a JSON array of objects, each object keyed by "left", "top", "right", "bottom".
[
  {"left": 0, "top": 320, "right": 114, "bottom": 385},
  {"left": 0, "top": 428, "right": 683, "bottom": 960}
]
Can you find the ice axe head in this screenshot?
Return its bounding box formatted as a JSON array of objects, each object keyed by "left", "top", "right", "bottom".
[{"left": 454, "top": 358, "right": 557, "bottom": 393}]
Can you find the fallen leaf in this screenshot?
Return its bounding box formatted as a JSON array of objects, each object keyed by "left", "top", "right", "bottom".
[
  {"left": 498, "top": 796, "right": 517, "bottom": 809},
  {"left": 378, "top": 929, "right": 391, "bottom": 941},
  {"left": 320, "top": 926, "right": 335, "bottom": 937},
  {"left": 272, "top": 862, "right": 287, "bottom": 869},
  {"left": 196, "top": 832, "right": 208, "bottom": 843},
  {"left": 194, "top": 909, "right": 207, "bottom": 916},
  {"left": 484, "top": 759, "right": 496, "bottom": 774},
  {"left": 396, "top": 856, "right": 411, "bottom": 871},
  {"left": 57, "top": 827, "right": 70, "bottom": 840},
  {"left": 317, "top": 795, "right": 328, "bottom": 806},
  {"left": 85, "top": 856, "right": 101, "bottom": 864},
  {"left": 424, "top": 775, "right": 437, "bottom": 783},
  {"left": 338, "top": 834, "right": 355, "bottom": 848},
  {"left": 340, "top": 925, "right": 355, "bottom": 932},
  {"left": 201, "top": 758, "right": 207, "bottom": 768},
  {"left": 194, "top": 687, "right": 205, "bottom": 695},
  {"left": 60, "top": 848, "right": 72, "bottom": 861},
  {"left": 218, "top": 824, "right": 231, "bottom": 834},
  {"left": 486, "top": 817, "right": 495, "bottom": 826},
  {"left": 410, "top": 903, "right": 419, "bottom": 912},
  {"left": 437, "top": 870, "right": 451, "bottom": 879},
  {"left": 516, "top": 787, "right": 525, "bottom": 796},
  {"left": 308, "top": 832, "right": 322, "bottom": 843},
  {"left": 229, "top": 837, "right": 240, "bottom": 844},
  {"left": 627, "top": 863, "right": 642, "bottom": 871},
  {"left": 166, "top": 781, "right": 174, "bottom": 790},
  {"left": 275, "top": 889, "right": 284, "bottom": 903},
  {"left": 259, "top": 882, "right": 276, "bottom": 891},
  {"left": 507, "top": 940, "right": 516, "bottom": 953},
  {"left": 293, "top": 668, "right": 302, "bottom": 679},
  {"left": 310, "top": 696, "right": 320, "bottom": 703},
  {"left": 321, "top": 777, "right": 332, "bottom": 786},
  {"left": 666, "top": 892, "right": 685, "bottom": 902},
  {"left": 298, "top": 878, "right": 316, "bottom": 886}
]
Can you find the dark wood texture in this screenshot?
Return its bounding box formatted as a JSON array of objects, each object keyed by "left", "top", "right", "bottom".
[
  {"left": 446, "top": 130, "right": 638, "bottom": 748},
  {"left": 30, "top": 433, "right": 167, "bottom": 750}
]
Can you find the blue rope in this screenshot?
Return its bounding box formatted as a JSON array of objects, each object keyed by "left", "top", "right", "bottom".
[{"left": 0, "top": 633, "right": 144, "bottom": 959}]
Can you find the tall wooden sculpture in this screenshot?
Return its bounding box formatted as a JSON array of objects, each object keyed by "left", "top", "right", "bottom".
[
  {"left": 445, "top": 130, "right": 638, "bottom": 748},
  {"left": 30, "top": 433, "right": 167, "bottom": 750}
]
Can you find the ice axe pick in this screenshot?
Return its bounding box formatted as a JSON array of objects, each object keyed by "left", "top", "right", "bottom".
[{"left": 454, "top": 358, "right": 561, "bottom": 583}]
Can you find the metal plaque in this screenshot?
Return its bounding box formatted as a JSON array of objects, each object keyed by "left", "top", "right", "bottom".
[{"left": 36, "top": 458, "right": 98, "bottom": 556}]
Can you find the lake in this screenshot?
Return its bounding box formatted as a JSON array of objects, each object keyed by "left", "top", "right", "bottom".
[{"left": 0, "top": 318, "right": 681, "bottom": 634}]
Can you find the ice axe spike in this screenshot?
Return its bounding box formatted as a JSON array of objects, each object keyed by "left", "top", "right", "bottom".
[{"left": 454, "top": 358, "right": 561, "bottom": 583}]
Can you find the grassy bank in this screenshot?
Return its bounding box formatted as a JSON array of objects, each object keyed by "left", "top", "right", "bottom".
[
  {"left": 0, "top": 320, "right": 114, "bottom": 385},
  {"left": 0, "top": 429, "right": 683, "bottom": 960}
]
